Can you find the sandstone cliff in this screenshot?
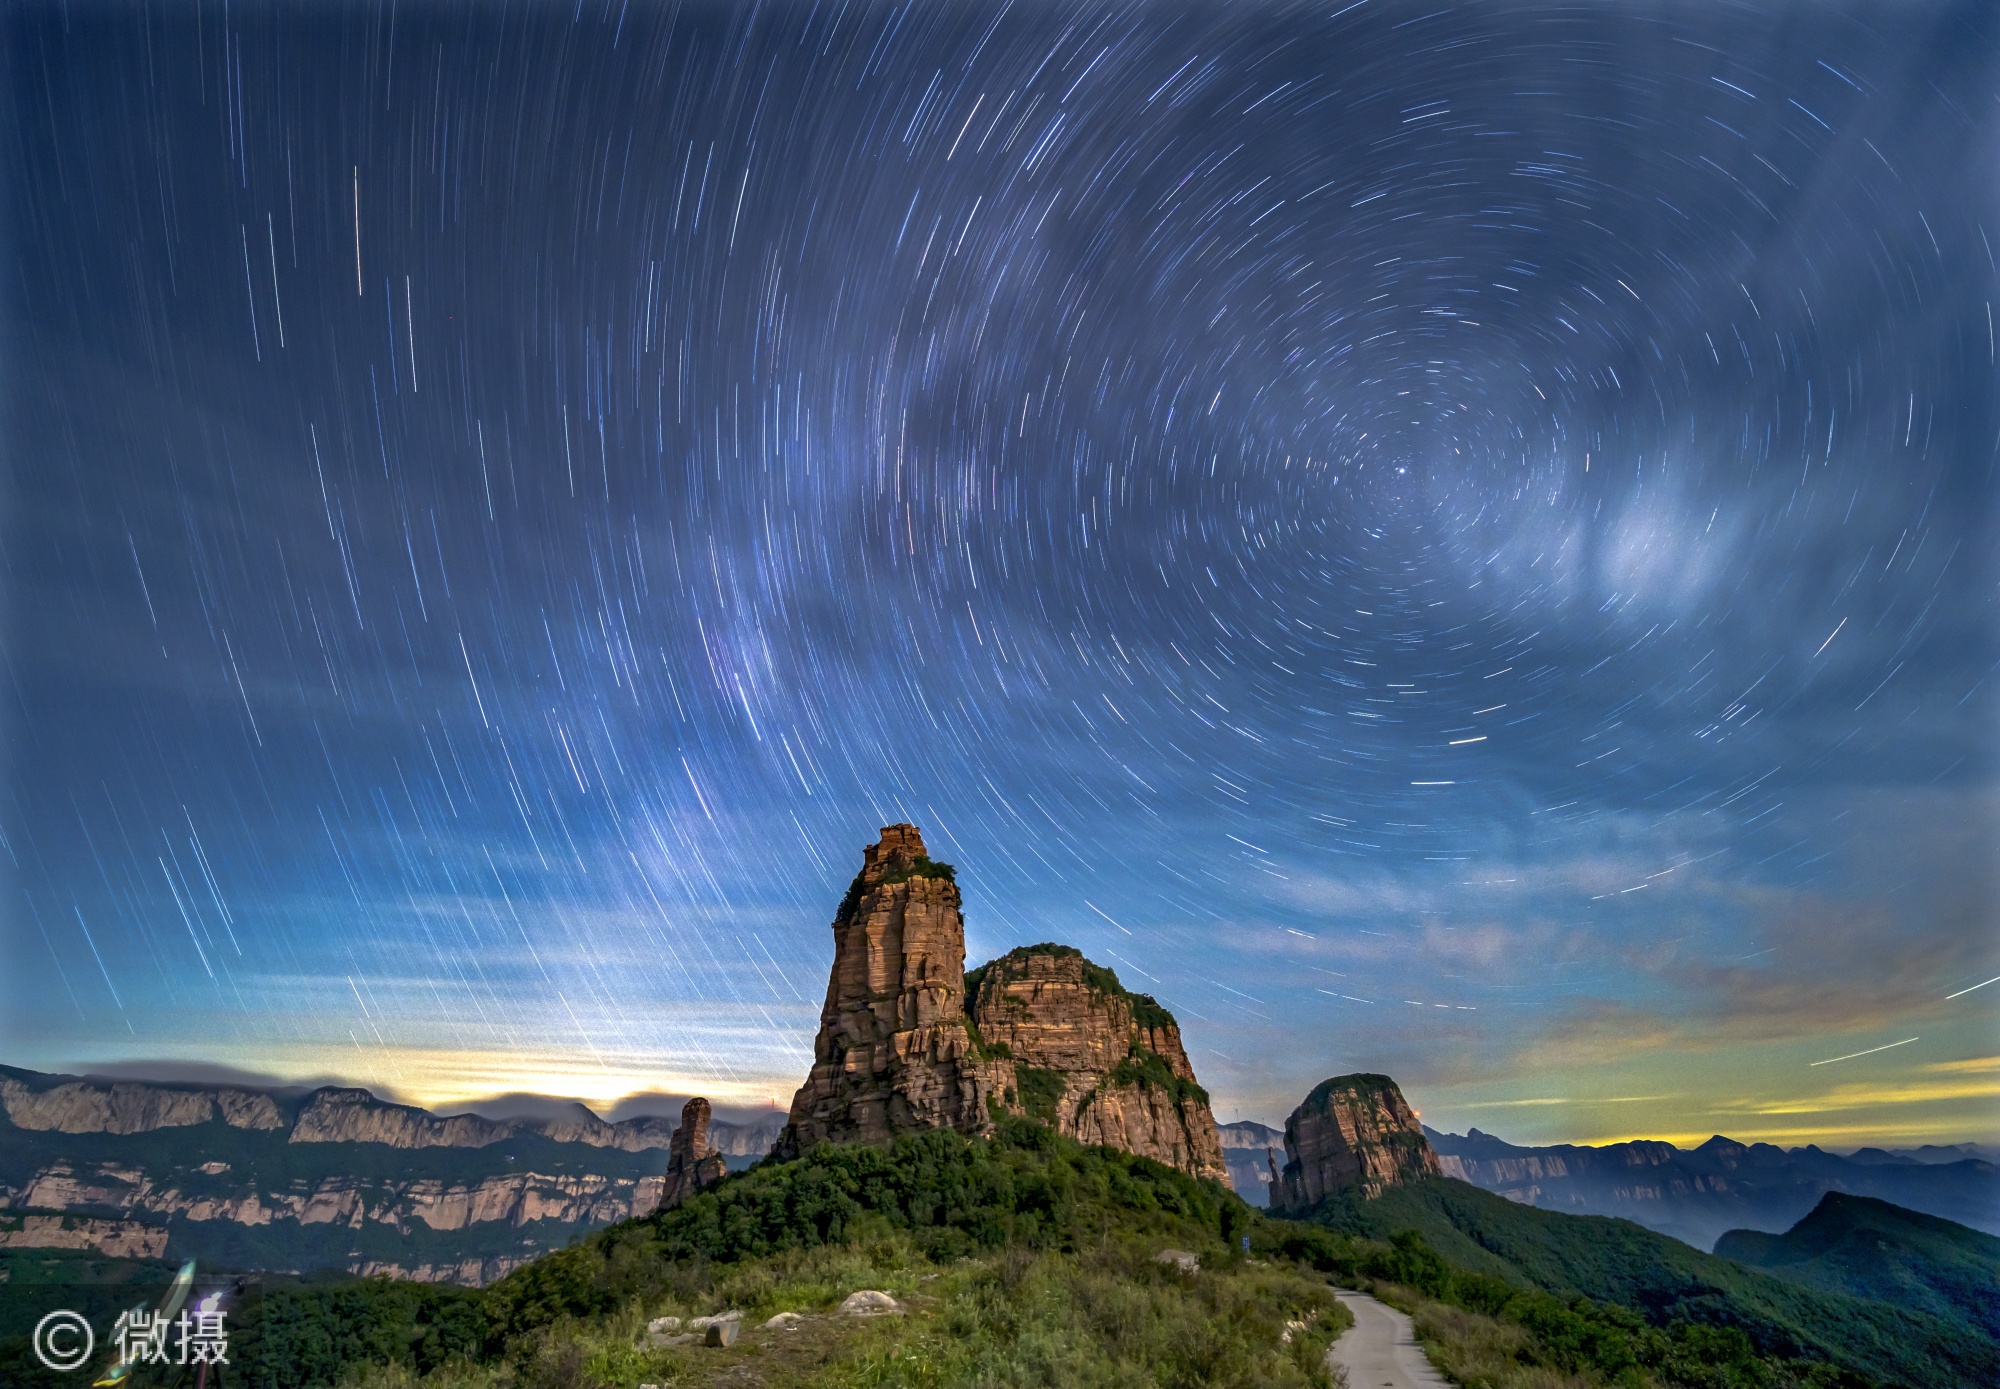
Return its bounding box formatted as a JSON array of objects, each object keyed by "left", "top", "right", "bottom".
[
  {"left": 0, "top": 1064, "right": 779, "bottom": 1286},
  {"left": 1269, "top": 1073, "right": 1441, "bottom": 1210},
  {"left": 1, "top": 1075, "right": 284, "bottom": 1133},
  {"left": 0, "top": 1064, "right": 690, "bottom": 1153},
  {"left": 966, "top": 946, "right": 1229, "bottom": 1183},
  {"left": 773, "top": 825, "right": 997, "bottom": 1156}
]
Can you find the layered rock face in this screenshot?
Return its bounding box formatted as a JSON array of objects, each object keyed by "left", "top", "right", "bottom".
[
  {"left": 0, "top": 1064, "right": 783, "bottom": 1286},
  {"left": 0, "top": 1064, "right": 698, "bottom": 1152},
  {"left": 773, "top": 825, "right": 997, "bottom": 1156},
  {"left": 967, "top": 947, "right": 1229, "bottom": 1183},
  {"left": 1270, "top": 1073, "right": 1442, "bottom": 1210},
  {"left": 659, "top": 1097, "right": 728, "bottom": 1208},
  {"left": 2, "top": 1075, "right": 284, "bottom": 1134}
]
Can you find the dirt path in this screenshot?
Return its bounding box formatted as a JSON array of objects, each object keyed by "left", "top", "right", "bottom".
[{"left": 1326, "top": 1288, "right": 1453, "bottom": 1389}]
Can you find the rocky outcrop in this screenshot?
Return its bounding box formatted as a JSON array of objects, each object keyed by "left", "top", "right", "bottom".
[
  {"left": 770, "top": 826, "right": 1229, "bottom": 1184},
  {"left": 707, "top": 1115, "right": 785, "bottom": 1156},
  {"left": 289, "top": 1087, "right": 679, "bottom": 1151},
  {"left": 0, "top": 1213, "right": 169, "bottom": 1259},
  {"left": 967, "top": 946, "right": 1229, "bottom": 1183},
  {"left": 0, "top": 1064, "right": 780, "bottom": 1286},
  {"left": 0, "top": 1074, "right": 284, "bottom": 1133},
  {"left": 660, "top": 1097, "right": 728, "bottom": 1208},
  {"left": 290, "top": 1088, "right": 516, "bottom": 1147},
  {"left": 0, "top": 1064, "right": 687, "bottom": 1152},
  {"left": 773, "top": 825, "right": 999, "bottom": 1157},
  {"left": 1270, "top": 1073, "right": 1442, "bottom": 1210}
]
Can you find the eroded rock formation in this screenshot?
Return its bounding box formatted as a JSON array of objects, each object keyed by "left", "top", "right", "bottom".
[
  {"left": 1270, "top": 1073, "right": 1442, "bottom": 1210},
  {"left": 772, "top": 827, "right": 1229, "bottom": 1184},
  {"left": 773, "top": 825, "right": 997, "bottom": 1156},
  {"left": 660, "top": 1097, "right": 728, "bottom": 1208},
  {"left": 967, "top": 946, "right": 1229, "bottom": 1183}
]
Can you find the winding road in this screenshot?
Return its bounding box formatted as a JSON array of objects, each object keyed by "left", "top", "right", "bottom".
[{"left": 1325, "top": 1289, "right": 1453, "bottom": 1389}]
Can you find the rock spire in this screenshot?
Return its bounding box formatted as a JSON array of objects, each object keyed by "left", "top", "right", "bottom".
[
  {"left": 1269, "top": 1073, "right": 1442, "bottom": 1210},
  {"left": 771, "top": 825, "right": 995, "bottom": 1157},
  {"left": 659, "top": 1096, "right": 728, "bottom": 1208}
]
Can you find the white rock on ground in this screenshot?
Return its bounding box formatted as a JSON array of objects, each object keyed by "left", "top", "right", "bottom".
[
  {"left": 839, "top": 1290, "right": 901, "bottom": 1315},
  {"left": 763, "top": 1311, "right": 805, "bottom": 1330}
]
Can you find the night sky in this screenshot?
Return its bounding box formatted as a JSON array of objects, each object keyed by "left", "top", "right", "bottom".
[{"left": 6, "top": 0, "right": 1995, "bottom": 1148}]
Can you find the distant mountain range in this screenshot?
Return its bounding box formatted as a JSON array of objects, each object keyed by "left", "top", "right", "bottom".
[
  {"left": 0, "top": 1064, "right": 783, "bottom": 1284},
  {"left": 1217, "top": 1119, "right": 1282, "bottom": 1203},
  {"left": 1424, "top": 1124, "right": 2000, "bottom": 1250}
]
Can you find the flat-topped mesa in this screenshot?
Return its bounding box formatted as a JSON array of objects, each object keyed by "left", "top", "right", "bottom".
[
  {"left": 1270, "top": 1072, "right": 1442, "bottom": 1210},
  {"left": 772, "top": 826, "right": 996, "bottom": 1158},
  {"left": 658, "top": 1097, "right": 728, "bottom": 1209},
  {"left": 966, "top": 945, "right": 1230, "bottom": 1184}
]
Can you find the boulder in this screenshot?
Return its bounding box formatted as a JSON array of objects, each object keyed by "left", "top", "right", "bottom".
[{"left": 839, "top": 1289, "right": 901, "bottom": 1315}]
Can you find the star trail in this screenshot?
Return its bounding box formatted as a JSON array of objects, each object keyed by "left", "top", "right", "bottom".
[{"left": 5, "top": 0, "right": 1995, "bottom": 1145}]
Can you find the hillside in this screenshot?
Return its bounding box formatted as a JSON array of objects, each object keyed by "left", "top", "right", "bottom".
[
  {"left": 6, "top": 1125, "right": 1968, "bottom": 1389},
  {"left": 1426, "top": 1125, "right": 2000, "bottom": 1249},
  {"left": 1301, "top": 1174, "right": 2000, "bottom": 1389},
  {"left": 1717, "top": 1192, "right": 2000, "bottom": 1341},
  {"left": 4, "top": 1122, "right": 1350, "bottom": 1389}
]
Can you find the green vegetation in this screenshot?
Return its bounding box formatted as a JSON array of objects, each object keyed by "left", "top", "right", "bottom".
[
  {"left": 102, "top": 1121, "right": 1987, "bottom": 1389},
  {"left": 1291, "top": 1177, "right": 2000, "bottom": 1389},
  {"left": 1009, "top": 1066, "right": 1066, "bottom": 1126},
  {"left": 834, "top": 857, "right": 956, "bottom": 924},
  {"left": 1716, "top": 1192, "right": 2000, "bottom": 1342},
  {"left": 959, "top": 1015, "right": 1011, "bottom": 1061},
  {"left": 250, "top": 1121, "right": 1346, "bottom": 1387},
  {"left": 963, "top": 943, "right": 1178, "bottom": 1034},
  {"left": 1106, "top": 1043, "right": 1210, "bottom": 1111}
]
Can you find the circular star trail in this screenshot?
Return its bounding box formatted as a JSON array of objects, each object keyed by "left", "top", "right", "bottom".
[{"left": 6, "top": 1, "right": 1995, "bottom": 1139}]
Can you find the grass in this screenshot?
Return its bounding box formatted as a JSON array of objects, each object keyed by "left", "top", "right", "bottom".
[
  {"left": 342, "top": 1232, "right": 1351, "bottom": 1389},
  {"left": 49, "top": 1127, "right": 1976, "bottom": 1389},
  {"left": 1298, "top": 1178, "right": 1994, "bottom": 1387}
]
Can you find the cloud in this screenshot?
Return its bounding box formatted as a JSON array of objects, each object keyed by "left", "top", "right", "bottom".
[
  {"left": 1714, "top": 1076, "right": 2000, "bottom": 1116},
  {"left": 1924, "top": 1055, "right": 2000, "bottom": 1073}
]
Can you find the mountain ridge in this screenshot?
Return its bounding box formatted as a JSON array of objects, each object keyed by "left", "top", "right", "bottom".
[
  {"left": 1425, "top": 1122, "right": 1999, "bottom": 1249},
  {"left": 1717, "top": 1190, "right": 2000, "bottom": 1342}
]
